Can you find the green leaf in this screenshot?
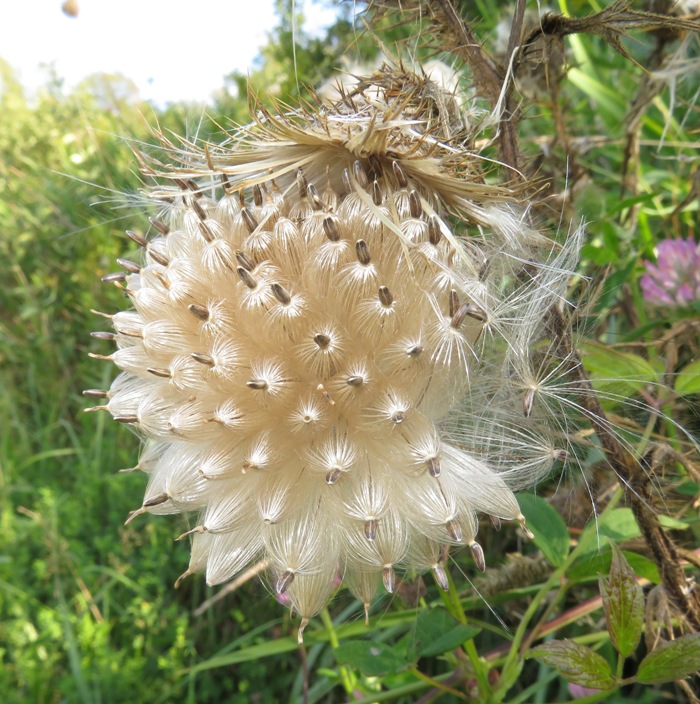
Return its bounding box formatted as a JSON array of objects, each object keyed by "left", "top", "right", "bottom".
[
  {"left": 517, "top": 493, "right": 570, "bottom": 567},
  {"left": 675, "top": 360, "right": 700, "bottom": 396},
  {"left": 569, "top": 549, "right": 660, "bottom": 585},
  {"left": 636, "top": 634, "right": 700, "bottom": 684},
  {"left": 578, "top": 509, "right": 688, "bottom": 560},
  {"left": 580, "top": 341, "right": 659, "bottom": 404},
  {"left": 599, "top": 546, "right": 644, "bottom": 658},
  {"left": 335, "top": 640, "right": 408, "bottom": 677},
  {"left": 658, "top": 515, "right": 690, "bottom": 530},
  {"left": 578, "top": 508, "right": 641, "bottom": 558},
  {"left": 528, "top": 640, "right": 616, "bottom": 690},
  {"left": 405, "top": 608, "right": 480, "bottom": 660}
]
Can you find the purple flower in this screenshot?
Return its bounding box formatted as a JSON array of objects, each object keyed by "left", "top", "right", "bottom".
[
  {"left": 641, "top": 237, "right": 700, "bottom": 307},
  {"left": 568, "top": 683, "right": 603, "bottom": 699}
]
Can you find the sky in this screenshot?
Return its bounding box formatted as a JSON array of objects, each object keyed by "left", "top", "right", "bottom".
[{"left": 0, "top": 0, "right": 338, "bottom": 105}]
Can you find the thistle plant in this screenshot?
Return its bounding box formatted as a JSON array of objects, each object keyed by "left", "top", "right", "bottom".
[{"left": 85, "top": 65, "right": 586, "bottom": 641}]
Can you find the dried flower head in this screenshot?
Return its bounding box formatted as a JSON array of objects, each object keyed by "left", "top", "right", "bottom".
[
  {"left": 641, "top": 237, "right": 700, "bottom": 308},
  {"left": 88, "top": 66, "right": 581, "bottom": 641}
]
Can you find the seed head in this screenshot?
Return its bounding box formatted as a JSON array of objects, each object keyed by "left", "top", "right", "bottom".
[{"left": 89, "top": 66, "right": 582, "bottom": 640}]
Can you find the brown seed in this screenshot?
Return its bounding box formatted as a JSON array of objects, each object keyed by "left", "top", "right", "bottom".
[
  {"left": 470, "top": 541, "right": 486, "bottom": 572},
  {"left": 144, "top": 492, "right": 169, "bottom": 507},
  {"left": 235, "top": 250, "right": 255, "bottom": 271},
  {"left": 466, "top": 304, "right": 487, "bottom": 323},
  {"left": 147, "top": 367, "right": 172, "bottom": 378},
  {"left": 406, "top": 344, "right": 423, "bottom": 357},
  {"left": 220, "top": 173, "right": 234, "bottom": 194},
  {"left": 253, "top": 184, "right": 264, "bottom": 208},
  {"left": 449, "top": 290, "right": 460, "bottom": 318},
  {"left": 307, "top": 183, "right": 324, "bottom": 211},
  {"left": 433, "top": 564, "right": 449, "bottom": 591},
  {"left": 323, "top": 217, "right": 341, "bottom": 242},
  {"left": 101, "top": 272, "right": 127, "bottom": 284},
  {"left": 148, "top": 248, "right": 170, "bottom": 267},
  {"left": 382, "top": 566, "right": 396, "bottom": 593},
  {"left": 247, "top": 379, "right": 268, "bottom": 390},
  {"left": 428, "top": 216, "right": 442, "bottom": 245},
  {"left": 149, "top": 216, "right": 170, "bottom": 235},
  {"left": 427, "top": 456, "right": 441, "bottom": 477},
  {"left": 409, "top": 190, "right": 422, "bottom": 218},
  {"left": 378, "top": 286, "right": 394, "bottom": 307},
  {"left": 446, "top": 519, "right": 462, "bottom": 542},
  {"left": 371, "top": 180, "right": 382, "bottom": 206},
  {"left": 198, "top": 220, "right": 214, "bottom": 243},
  {"left": 451, "top": 302, "right": 470, "bottom": 329},
  {"left": 479, "top": 258, "right": 490, "bottom": 281},
  {"left": 391, "top": 410, "right": 405, "bottom": 424},
  {"left": 392, "top": 161, "right": 408, "bottom": 188},
  {"left": 83, "top": 389, "right": 108, "bottom": 398},
  {"left": 355, "top": 239, "right": 371, "bottom": 265},
  {"left": 191, "top": 198, "right": 207, "bottom": 221},
  {"left": 346, "top": 375, "right": 364, "bottom": 387},
  {"left": 126, "top": 229, "right": 148, "bottom": 247},
  {"left": 188, "top": 304, "right": 210, "bottom": 321},
  {"left": 353, "top": 160, "right": 368, "bottom": 187},
  {"left": 314, "top": 333, "right": 331, "bottom": 349},
  {"left": 325, "top": 467, "right": 342, "bottom": 485},
  {"left": 116, "top": 258, "right": 140, "bottom": 274},
  {"left": 271, "top": 282, "right": 291, "bottom": 305},
  {"left": 364, "top": 519, "right": 378, "bottom": 541},
  {"left": 237, "top": 267, "right": 257, "bottom": 289},
  {"left": 297, "top": 169, "right": 308, "bottom": 198},
  {"left": 241, "top": 207, "right": 259, "bottom": 233},
  {"left": 114, "top": 414, "right": 139, "bottom": 424},
  {"left": 191, "top": 353, "right": 215, "bottom": 367},
  {"left": 277, "top": 570, "right": 295, "bottom": 594},
  {"left": 91, "top": 331, "right": 116, "bottom": 341}
]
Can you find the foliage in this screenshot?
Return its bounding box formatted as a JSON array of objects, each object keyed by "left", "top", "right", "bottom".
[{"left": 1, "top": 0, "right": 700, "bottom": 702}]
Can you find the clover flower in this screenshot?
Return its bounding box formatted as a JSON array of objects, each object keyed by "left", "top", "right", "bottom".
[
  {"left": 641, "top": 237, "right": 700, "bottom": 307},
  {"left": 87, "top": 66, "right": 581, "bottom": 641}
]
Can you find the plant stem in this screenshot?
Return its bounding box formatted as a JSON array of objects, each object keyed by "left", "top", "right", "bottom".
[
  {"left": 440, "top": 570, "right": 492, "bottom": 701},
  {"left": 408, "top": 667, "right": 470, "bottom": 701},
  {"left": 495, "top": 490, "right": 624, "bottom": 701},
  {"left": 320, "top": 607, "right": 355, "bottom": 695}
]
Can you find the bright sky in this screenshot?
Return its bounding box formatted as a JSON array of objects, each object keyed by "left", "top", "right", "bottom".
[{"left": 0, "top": 0, "right": 337, "bottom": 105}]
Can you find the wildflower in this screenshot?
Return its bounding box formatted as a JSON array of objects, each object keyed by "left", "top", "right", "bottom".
[
  {"left": 568, "top": 683, "right": 604, "bottom": 700},
  {"left": 640, "top": 237, "right": 700, "bottom": 307},
  {"left": 87, "top": 66, "right": 581, "bottom": 641}
]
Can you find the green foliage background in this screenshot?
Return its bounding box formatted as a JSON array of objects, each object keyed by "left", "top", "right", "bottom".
[{"left": 1, "top": 1, "right": 699, "bottom": 702}]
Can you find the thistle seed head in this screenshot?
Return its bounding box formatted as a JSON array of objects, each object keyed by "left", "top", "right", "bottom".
[{"left": 90, "top": 65, "right": 582, "bottom": 641}]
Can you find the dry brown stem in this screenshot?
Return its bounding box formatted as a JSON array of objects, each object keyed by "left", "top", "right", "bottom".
[{"left": 549, "top": 306, "right": 700, "bottom": 632}]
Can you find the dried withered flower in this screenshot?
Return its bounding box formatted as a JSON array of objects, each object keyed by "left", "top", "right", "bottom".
[{"left": 88, "top": 66, "right": 582, "bottom": 641}]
